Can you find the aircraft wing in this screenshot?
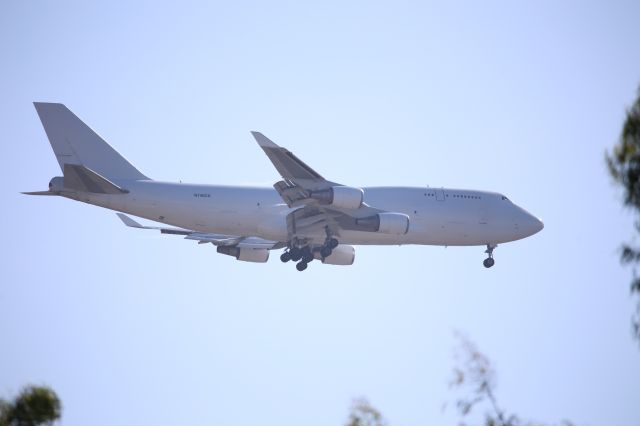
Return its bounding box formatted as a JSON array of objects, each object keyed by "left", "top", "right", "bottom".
[
  {"left": 251, "top": 131, "right": 338, "bottom": 192},
  {"left": 252, "top": 132, "right": 409, "bottom": 242},
  {"left": 116, "top": 213, "right": 281, "bottom": 249}
]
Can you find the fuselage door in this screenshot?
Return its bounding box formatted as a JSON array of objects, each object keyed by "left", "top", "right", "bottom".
[{"left": 435, "top": 189, "right": 445, "bottom": 201}]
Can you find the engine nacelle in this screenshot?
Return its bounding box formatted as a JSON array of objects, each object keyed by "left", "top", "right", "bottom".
[
  {"left": 315, "top": 245, "right": 355, "bottom": 265},
  {"left": 48, "top": 176, "right": 64, "bottom": 192},
  {"left": 356, "top": 212, "right": 410, "bottom": 235},
  {"left": 217, "top": 246, "right": 270, "bottom": 263},
  {"left": 310, "top": 186, "right": 363, "bottom": 210}
]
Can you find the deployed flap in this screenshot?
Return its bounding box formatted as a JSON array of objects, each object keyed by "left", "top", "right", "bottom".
[
  {"left": 116, "top": 213, "right": 282, "bottom": 249},
  {"left": 236, "top": 237, "right": 280, "bottom": 249},
  {"left": 64, "top": 164, "right": 129, "bottom": 194},
  {"left": 184, "top": 233, "right": 241, "bottom": 245}
]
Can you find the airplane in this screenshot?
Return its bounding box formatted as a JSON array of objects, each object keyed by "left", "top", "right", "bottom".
[{"left": 24, "top": 102, "right": 543, "bottom": 271}]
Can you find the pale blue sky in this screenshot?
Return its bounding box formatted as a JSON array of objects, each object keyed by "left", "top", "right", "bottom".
[{"left": 1, "top": 1, "right": 640, "bottom": 425}]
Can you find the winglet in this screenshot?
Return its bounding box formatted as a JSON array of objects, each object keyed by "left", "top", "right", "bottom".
[
  {"left": 116, "top": 213, "right": 144, "bottom": 228},
  {"left": 251, "top": 131, "right": 279, "bottom": 148}
]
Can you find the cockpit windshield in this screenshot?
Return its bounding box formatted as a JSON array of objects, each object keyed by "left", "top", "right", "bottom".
[{"left": 501, "top": 195, "right": 509, "bottom": 201}]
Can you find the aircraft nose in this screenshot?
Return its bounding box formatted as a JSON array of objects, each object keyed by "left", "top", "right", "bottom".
[{"left": 523, "top": 211, "right": 544, "bottom": 236}]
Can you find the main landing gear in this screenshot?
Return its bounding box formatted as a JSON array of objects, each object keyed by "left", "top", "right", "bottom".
[
  {"left": 280, "top": 237, "right": 339, "bottom": 272},
  {"left": 280, "top": 245, "right": 314, "bottom": 271},
  {"left": 483, "top": 244, "right": 496, "bottom": 268},
  {"left": 319, "top": 227, "right": 339, "bottom": 259},
  {"left": 320, "top": 238, "right": 339, "bottom": 258}
]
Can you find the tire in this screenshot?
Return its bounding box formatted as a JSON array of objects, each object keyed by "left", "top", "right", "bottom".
[
  {"left": 320, "top": 246, "right": 332, "bottom": 258},
  {"left": 329, "top": 238, "right": 339, "bottom": 249},
  {"left": 280, "top": 252, "right": 291, "bottom": 263},
  {"left": 290, "top": 247, "right": 302, "bottom": 262},
  {"left": 296, "top": 261, "right": 308, "bottom": 271},
  {"left": 483, "top": 258, "right": 495, "bottom": 268},
  {"left": 301, "top": 247, "right": 314, "bottom": 263}
]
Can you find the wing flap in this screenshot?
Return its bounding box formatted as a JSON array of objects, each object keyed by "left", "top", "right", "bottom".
[
  {"left": 236, "top": 237, "right": 280, "bottom": 249},
  {"left": 116, "top": 213, "right": 280, "bottom": 249}
]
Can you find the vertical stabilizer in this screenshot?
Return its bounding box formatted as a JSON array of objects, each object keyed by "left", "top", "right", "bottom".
[{"left": 33, "top": 102, "right": 148, "bottom": 180}]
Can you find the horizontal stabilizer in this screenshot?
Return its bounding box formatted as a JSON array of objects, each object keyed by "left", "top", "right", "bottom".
[
  {"left": 64, "top": 164, "right": 129, "bottom": 194},
  {"left": 22, "top": 190, "right": 58, "bottom": 196},
  {"left": 116, "top": 213, "right": 144, "bottom": 228}
]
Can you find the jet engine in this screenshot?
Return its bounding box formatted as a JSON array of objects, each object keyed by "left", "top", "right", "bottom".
[
  {"left": 356, "top": 212, "right": 410, "bottom": 235},
  {"left": 217, "top": 246, "right": 270, "bottom": 263},
  {"left": 48, "top": 176, "right": 64, "bottom": 192},
  {"left": 315, "top": 244, "right": 355, "bottom": 265},
  {"left": 310, "top": 186, "right": 363, "bottom": 210}
]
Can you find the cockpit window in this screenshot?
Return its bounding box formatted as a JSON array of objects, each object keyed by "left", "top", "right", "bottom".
[{"left": 501, "top": 195, "right": 509, "bottom": 201}]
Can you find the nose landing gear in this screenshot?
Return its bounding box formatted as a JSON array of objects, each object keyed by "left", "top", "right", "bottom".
[{"left": 483, "top": 244, "right": 496, "bottom": 268}]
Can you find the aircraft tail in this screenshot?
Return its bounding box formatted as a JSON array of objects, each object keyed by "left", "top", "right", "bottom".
[{"left": 33, "top": 102, "right": 149, "bottom": 180}]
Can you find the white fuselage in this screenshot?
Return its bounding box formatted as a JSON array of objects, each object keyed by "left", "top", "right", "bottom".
[{"left": 65, "top": 180, "right": 543, "bottom": 247}]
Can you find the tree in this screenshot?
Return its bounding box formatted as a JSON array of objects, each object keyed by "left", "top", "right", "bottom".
[
  {"left": 345, "top": 398, "right": 386, "bottom": 426},
  {"left": 449, "top": 333, "right": 573, "bottom": 426},
  {"left": 450, "top": 333, "right": 517, "bottom": 426},
  {"left": 0, "top": 385, "right": 61, "bottom": 426},
  {"left": 606, "top": 85, "right": 640, "bottom": 342}
]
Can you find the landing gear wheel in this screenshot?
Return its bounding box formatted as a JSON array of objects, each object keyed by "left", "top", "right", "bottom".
[
  {"left": 328, "top": 238, "right": 339, "bottom": 249},
  {"left": 296, "top": 261, "right": 308, "bottom": 271},
  {"left": 301, "top": 247, "right": 314, "bottom": 263},
  {"left": 320, "top": 246, "right": 333, "bottom": 258},
  {"left": 483, "top": 244, "right": 496, "bottom": 269},
  {"left": 290, "top": 247, "right": 302, "bottom": 262},
  {"left": 280, "top": 252, "right": 291, "bottom": 263}
]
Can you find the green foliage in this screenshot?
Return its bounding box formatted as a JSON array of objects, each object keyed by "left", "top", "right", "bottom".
[
  {"left": 346, "top": 398, "right": 386, "bottom": 426},
  {"left": 0, "top": 386, "right": 61, "bottom": 426},
  {"left": 606, "top": 86, "right": 640, "bottom": 342}
]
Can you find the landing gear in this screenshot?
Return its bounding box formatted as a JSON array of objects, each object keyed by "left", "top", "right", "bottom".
[
  {"left": 286, "top": 230, "right": 338, "bottom": 271},
  {"left": 289, "top": 246, "right": 303, "bottom": 262},
  {"left": 319, "top": 228, "right": 339, "bottom": 260},
  {"left": 301, "top": 246, "right": 314, "bottom": 263},
  {"left": 286, "top": 243, "right": 314, "bottom": 271},
  {"left": 483, "top": 244, "right": 497, "bottom": 268},
  {"left": 319, "top": 238, "right": 339, "bottom": 259},
  {"left": 280, "top": 251, "right": 291, "bottom": 263}
]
